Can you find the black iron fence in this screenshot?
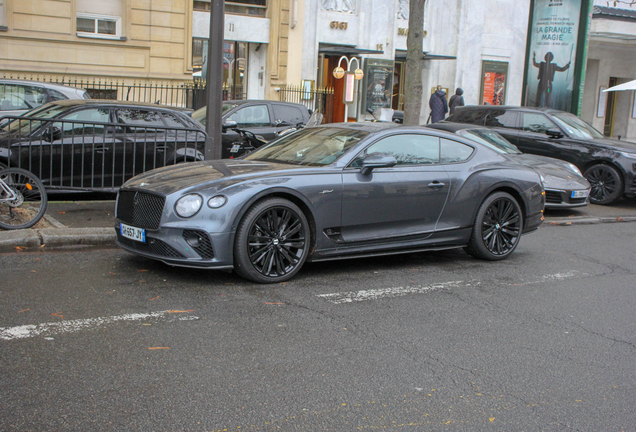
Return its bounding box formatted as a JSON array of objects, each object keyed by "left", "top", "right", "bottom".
[
  {"left": 0, "top": 116, "right": 207, "bottom": 192},
  {"left": 278, "top": 85, "right": 335, "bottom": 123}
]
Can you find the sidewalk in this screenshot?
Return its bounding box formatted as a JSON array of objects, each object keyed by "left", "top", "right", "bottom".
[{"left": 2, "top": 198, "right": 636, "bottom": 252}]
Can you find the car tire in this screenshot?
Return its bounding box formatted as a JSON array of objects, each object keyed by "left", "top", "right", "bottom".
[
  {"left": 465, "top": 191, "right": 523, "bottom": 261},
  {"left": 233, "top": 197, "right": 310, "bottom": 283},
  {"left": 583, "top": 164, "right": 623, "bottom": 205}
]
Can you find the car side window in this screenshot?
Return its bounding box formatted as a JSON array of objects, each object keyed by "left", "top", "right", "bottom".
[
  {"left": 116, "top": 109, "right": 165, "bottom": 129},
  {"left": 484, "top": 110, "right": 519, "bottom": 129},
  {"left": 522, "top": 113, "right": 557, "bottom": 134},
  {"left": 48, "top": 89, "right": 69, "bottom": 102},
  {"left": 449, "top": 109, "right": 488, "bottom": 125},
  {"left": 228, "top": 105, "right": 271, "bottom": 127},
  {"left": 0, "top": 84, "right": 47, "bottom": 111},
  {"left": 352, "top": 134, "right": 440, "bottom": 167},
  {"left": 161, "top": 112, "right": 187, "bottom": 128},
  {"left": 55, "top": 108, "right": 111, "bottom": 137},
  {"left": 440, "top": 139, "right": 474, "bottom": 164},
  {"left": 272, "top": 104, "right": 305, "bottom": 125}
]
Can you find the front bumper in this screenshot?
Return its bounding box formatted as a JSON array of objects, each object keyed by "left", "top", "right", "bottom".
[
  {"left": 114, "top": 222, "right": 234, "bottom": 270},
  {"left": 544, "top": 188, "right": 590, "bottom": 209}
]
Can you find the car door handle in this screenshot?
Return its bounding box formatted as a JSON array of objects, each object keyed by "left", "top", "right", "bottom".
[{"left": 428, "top": 181, "right": 445, "bottom": 189}]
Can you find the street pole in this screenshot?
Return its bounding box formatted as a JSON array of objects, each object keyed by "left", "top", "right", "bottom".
[{"left": 204, "top": 0, "right": 225, "bottom": 160}]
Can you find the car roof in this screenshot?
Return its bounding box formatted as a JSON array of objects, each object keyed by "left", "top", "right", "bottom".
[
  {"left": 0, "top": 79, "right": 86, "bottom": 93},
  {"left": 456, "top": 105, "right": 564, "bottom": 114},
  {"left": 44, "top": 99, "right": 193, "bottom": 112},
  {"left": 316, "top": 122, "right": 402, "bottom": 133},
  {"left": 426, "top": 122, "right": 481, "bottom": 133},
  {"left": 223, "top": 99, "right": 310, "bottom": 110}
]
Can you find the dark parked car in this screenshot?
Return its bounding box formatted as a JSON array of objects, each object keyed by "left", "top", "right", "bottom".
[
  {"left": 191, "top": 100, "right": 311, "bottom": 158},
  {"left": 427, "top": 123, "right": 590, "bottom": 209},
  {"left": 0, "top": 100, "right": 206, "bottom": 191},
  {"left": 446, "top": 105, "right": 636, "bottom": 205},
  {"left": 115, "top": 122, "right": 545, "bottom": 283},
  {"left": 0, "top": 79, "right": 90, "bottom": 118}
]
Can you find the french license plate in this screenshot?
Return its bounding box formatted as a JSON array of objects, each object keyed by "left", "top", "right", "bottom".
[
  {"left": 120, "top": 223, "right": 145, "bottom": 243},
  {"left": 571, "top": 190, "right": 590, "bottom": 199},
  {"left": 230, "top": 144, "right": 241, "bottom": 153}
]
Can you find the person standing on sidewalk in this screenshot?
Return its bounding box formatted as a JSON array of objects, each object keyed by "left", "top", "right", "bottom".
[
  {"left": 449, "top": 88, "right": 465, "bottom": 115},
  {"left": 429, "top": 86, "right": 448, "bottom": 123}
]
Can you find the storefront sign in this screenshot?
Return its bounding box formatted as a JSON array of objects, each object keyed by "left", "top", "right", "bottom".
[
  {"left": 481, "top": 61, "right": 508, "bottom": 106},
  {"left": 361, "top": 59, "right": 394, "bottom": 115},
  {"left": 523, "top": 0, "right": 587, "bottom": 112}
]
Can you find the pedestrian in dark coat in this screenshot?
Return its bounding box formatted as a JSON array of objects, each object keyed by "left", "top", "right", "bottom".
[
  {"left": 449, "top": 88, "right": 464, "bottom": 115},
  {"left": 429, "top": 88, "right": 448, "bottom": 123}
]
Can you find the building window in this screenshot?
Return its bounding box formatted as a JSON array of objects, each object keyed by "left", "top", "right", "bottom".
[
  {"left": 76, "top": 13, "right": 121, "bottom": 39},
  {"left": 192, "top": 38, "right": 248, "bottom": 100},
  {"left": 194, "top": 0, "right": 266, "bottom": 17}
]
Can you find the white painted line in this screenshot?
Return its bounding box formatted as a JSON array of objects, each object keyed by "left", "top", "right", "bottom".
[
  {"left": 317, "top": 271, "right": 580, "bottom": 304},
  {"left": 317, "top": 280, "right": 467, "bottom": 304},
  {"left": 0, "top": 311, "right": 198, "bottom": 341}
]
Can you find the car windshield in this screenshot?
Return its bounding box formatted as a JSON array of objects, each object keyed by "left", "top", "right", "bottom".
[
  {"left": 458, "top": 129, "right": 521, "bottom": 154},
  {"left": 551, "top": 112, "right": 604, "bottom": 139},
  {"left": 1, "top": 103, "right": 68, "bottom": 133},
  {"left": 191, "top": 104, "right": 239, "bottom": 126},
  {"left": 244, "top": 127, "right": 369, "bottom": 166}
]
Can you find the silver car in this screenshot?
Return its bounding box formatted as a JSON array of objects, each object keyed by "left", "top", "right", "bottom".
[
  {"left": 115, "top": 123, "right": 545, "bottom": 283},
  {"left": 0, "top": 79, "right": 90, "bottom": 118}
]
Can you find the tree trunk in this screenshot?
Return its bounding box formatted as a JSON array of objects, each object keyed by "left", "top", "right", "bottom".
[{"left": 404, "top": 0, "right": 426, "bottom": 126}]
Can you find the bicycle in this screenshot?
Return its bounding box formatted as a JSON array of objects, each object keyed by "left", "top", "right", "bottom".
[{"left": 0, "top": 167, "right": 48, "bottom": 230}]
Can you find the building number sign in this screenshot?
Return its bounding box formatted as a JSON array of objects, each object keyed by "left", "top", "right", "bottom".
[{"left": 330, "top": 21, "right": 348, "bottom": 30}]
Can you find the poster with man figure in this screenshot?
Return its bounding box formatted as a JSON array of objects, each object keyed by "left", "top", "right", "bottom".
[{"left": 524, "top": 0, "right": 581, "bottom": 112}]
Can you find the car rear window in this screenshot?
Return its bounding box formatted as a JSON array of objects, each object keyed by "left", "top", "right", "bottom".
[{"left": 448, "top": 108, "right": 488, "bottom": 125}]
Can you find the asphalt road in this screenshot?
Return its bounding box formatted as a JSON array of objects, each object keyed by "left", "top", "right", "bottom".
[{"left": 1, "top": 222, "right": 636, "bottom": 431}]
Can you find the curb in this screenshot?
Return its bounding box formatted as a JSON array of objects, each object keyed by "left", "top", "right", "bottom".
[
  {"left": 0, "top": 227, "right": 116, "bottom": 252},
  {"left": 545, "top": 216, "right": 636, "bottom": 226}
]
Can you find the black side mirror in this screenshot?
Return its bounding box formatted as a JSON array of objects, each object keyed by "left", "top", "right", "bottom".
[
  {"left": 222, "top": 119, "right": 238, "bottom": 131},
  {"left": 360, "top": 152, "right": 397, "bottom": 175},
  {"left": 546, "top": 128, "right": 564, "bottom": 139},
  {"left": 44, "top": 125, "right": 62, "bottom": 142}
]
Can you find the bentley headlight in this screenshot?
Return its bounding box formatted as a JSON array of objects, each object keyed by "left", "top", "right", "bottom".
[
  {"left": 563, "top": 162, "right": 582, "bottom": 176},
  {"left": 208, "top": 195, "right": 228, "bottom": 209},
  {"left": 175, "top": 194, "right": 203, "bottom": 218}
]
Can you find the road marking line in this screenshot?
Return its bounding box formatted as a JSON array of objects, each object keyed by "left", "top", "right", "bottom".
[
  {"left": 317, "top": 272, "right": 579, "bottom": 304},
  {"left": 0, "top": 311, "right": 198, "bottom": 341}
]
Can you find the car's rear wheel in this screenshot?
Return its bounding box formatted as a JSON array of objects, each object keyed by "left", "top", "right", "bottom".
[
  {"left": 584, "top": 164, "right": 623, "bottom": 205},
  {"left": 234, "top": 197, "right": 310, "bottom": 283},
  {"left": 466, "top": 192, "right": 523, "bottom": 261}
]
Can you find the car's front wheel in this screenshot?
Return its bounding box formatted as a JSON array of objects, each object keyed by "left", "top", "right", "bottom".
[
  {"left": 234, "top": 197, "right": 310, "bottom": 283},
  {"left": 465, "top": 191, "right": 523, "bottom": 261},
  {"left": 584, "top": 164, "right": 623, "bottom": 205}
]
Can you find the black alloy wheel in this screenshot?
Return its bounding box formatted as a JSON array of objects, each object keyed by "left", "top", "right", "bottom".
[
  {"left": 466, "top": 191, "right": 523, "bottom": 261},
  {"left": 583, "top": 164, "right": 623, "bottom": 205},
  {"left": 234, "top": 197, "right": 310, "bottom": 283}
]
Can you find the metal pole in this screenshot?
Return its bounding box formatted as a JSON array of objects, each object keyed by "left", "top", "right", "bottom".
[{"left": 205, "top": 0, "right": 225, "bottom": 160}]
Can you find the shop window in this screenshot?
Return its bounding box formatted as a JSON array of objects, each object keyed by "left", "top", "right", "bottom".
[{"left": 194, "top": 0, "right": 266, "bottom": 16}]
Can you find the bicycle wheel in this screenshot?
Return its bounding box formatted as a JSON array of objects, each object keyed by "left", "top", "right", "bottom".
[{"left": 0, "top": 168, "right": 48, "bottom": 230}]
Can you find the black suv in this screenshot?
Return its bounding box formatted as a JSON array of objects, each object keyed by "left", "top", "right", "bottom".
[
  {"left": 446, "top": 105, "right": 636, "bottom": 205},
  {"left": 192, "top": 100, "right": 312, "bottom": 158}
]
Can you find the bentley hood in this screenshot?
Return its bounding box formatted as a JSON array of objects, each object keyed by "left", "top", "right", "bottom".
[{"left": 121, "top": 160, "right": 311, "bottom": 196}]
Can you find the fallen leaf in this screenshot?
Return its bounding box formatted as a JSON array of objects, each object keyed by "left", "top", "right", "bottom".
[
  {"left": 58, "top": 211, "right": 66, "bottom": 214},
  {"left": 39, "top": 244, "right": 45, "bottom": 248},
  {"left": 137, "top": 269, "right": 148, "bottom": 272},
  {"left": 109, "top": 272, "right": 116, "bottom": 275},
  {"left": 51, "top": 312, "right": 64, "bottom": 320},
  {"left": 15, "top": 246, "right": 26, "bottom": 250},
  {"left": 150, "top": 296, "right": 160, "bottom": 301},
  {"left": 148, "top": 347, "right": 169, "bottom": 350},
  {"left": 18, "top": 308, "right": 30, "bottom": 313},
  {"left": 617, "top": 217, "right": 623, "bottom": 221}
]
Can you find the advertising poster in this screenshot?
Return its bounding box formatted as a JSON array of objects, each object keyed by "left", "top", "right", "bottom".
[
  {"left": 362, "top": 59, "right": 394, "bottom": 115},
  {"left": 524, "top": 0, "right": 582, "bottom": 112},
  {"left": 481, "top": 61, "right": 508, "bottom": 105}
]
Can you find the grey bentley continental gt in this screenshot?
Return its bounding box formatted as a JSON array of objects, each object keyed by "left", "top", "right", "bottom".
[{"left": 115, "top": 122, "right": 545, "bottom": 283}]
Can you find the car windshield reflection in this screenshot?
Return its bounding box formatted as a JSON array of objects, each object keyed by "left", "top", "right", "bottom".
[
  {"left": 459, "top": 129, "right": 521, "bottom": 154},
  {"left": 244, "top": 127, "right": 369, "bottom": 166},
  {"left": 552, "top": 113, "right": 604, "bottom": 140},
  {"left": 2, "top": 103, "right": 68, "bottom": 133}
]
